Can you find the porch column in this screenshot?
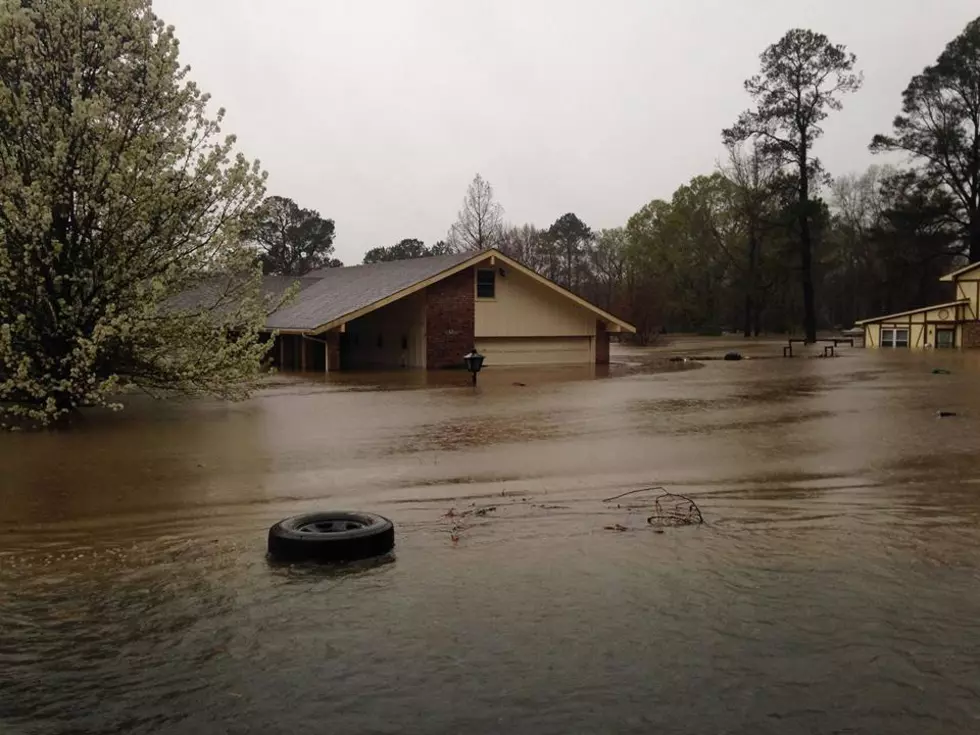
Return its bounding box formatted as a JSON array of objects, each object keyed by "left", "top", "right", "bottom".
[
  {"left": 595, "top": 321, "right": 610, "bottom": 365},
  {"left": 325, "top": 330, "right": 341, "bottom": 372}
]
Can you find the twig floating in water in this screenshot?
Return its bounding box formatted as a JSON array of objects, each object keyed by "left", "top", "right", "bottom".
[{"left": 602, "top": 486, "right": 667, "bottom": 503}]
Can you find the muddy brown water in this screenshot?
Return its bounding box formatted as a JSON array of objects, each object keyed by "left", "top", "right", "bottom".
[{"left": 3, "top": 341, "right": 980, "bottom": 734}]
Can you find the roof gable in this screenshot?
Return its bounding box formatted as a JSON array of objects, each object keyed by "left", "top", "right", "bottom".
[
  {"left": 263, "top": 249, "right": 636, "bottom": 334},
  {"left": 940, "top": 261, "right": 980, "bottom": 282},
  {"left": 855, "top": 299, "right": 969, "bottom": 325},
  {"left": 265, "top": 252, "right": 473, "bottom": 331}
]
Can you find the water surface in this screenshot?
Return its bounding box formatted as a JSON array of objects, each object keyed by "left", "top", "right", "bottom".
[{"left": 3, "top": 341, "right": 980, "bottom": 734}]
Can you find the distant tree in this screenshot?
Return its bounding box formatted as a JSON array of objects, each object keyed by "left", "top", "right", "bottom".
[
  {"left": 724, "top": 29, "right": 862, "bottom": 341},
  {"left": 363, "top": 238, "right": 438, "bottom": 264},
  {"left": 588, "top": 228, "right": 629, "bottom": 311},
  {"left": 430, "top": 240, "right": 453, "bottom": 255},
  {"left": 446, "top": 174, "right": 504, "bottom": 252},
  {"left": 0, "top": 0, "right": 268, "bottom": 428},
  {"left": 245, "top": 196, "right": 338, "bottom": 275},
  {"left": 721, "top": 141, "right": 784, "bottom": 336},
  {"left": 499, "top": 224, "right": 550, "bottom": 274},
  {"left": 546, "top": 213, "right": 593, "bottom": 289},
  {"left": 871, "top": 17, "right": 980, "bottom": 261}
]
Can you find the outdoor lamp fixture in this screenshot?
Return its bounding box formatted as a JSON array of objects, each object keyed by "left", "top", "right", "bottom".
[{"left": 463, "top": 347, "right": 485, "bottom": 386}]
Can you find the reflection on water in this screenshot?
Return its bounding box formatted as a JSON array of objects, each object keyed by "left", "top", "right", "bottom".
[{"left": 4, "top": 342, "right": 980, "bottom": 733}]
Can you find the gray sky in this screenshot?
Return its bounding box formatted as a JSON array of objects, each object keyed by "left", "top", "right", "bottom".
[{"left": 155, "top": 0, "right": 978, "bottom": 265}]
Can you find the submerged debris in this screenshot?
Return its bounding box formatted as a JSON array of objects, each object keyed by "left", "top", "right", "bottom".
[
  {"left": 932, "top": 368, "right": 952, "bottom": 375},
  {"left": 937, "top": 410, "right": 957, "bottom": 418},
  {"left": 443, "top": 503, "right": 500, "bottom": 543}
]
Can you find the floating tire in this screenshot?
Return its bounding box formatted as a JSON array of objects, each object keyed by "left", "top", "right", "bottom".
[{"left": 268, "top": 512, "right": 395, "bottom": 563}]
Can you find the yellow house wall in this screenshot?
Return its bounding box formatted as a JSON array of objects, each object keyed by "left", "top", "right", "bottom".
[
  {"left": 474, "top": 266, "right": 597, "bottom": 338},
  {"left": 864, "top": 298, "right": 970, "bottom": 348},
  {"left": 344, "top": 291, "right": 427, "bottom": 368},
  {"left": 956, "top": 279, "right": 980, "bottom": 319},
  {"left": 865, "top": 323, "right": 880, "bottom": 347}
]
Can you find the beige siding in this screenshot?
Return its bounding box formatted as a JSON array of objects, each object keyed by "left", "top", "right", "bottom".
[
  {"left": 865, "top": 324, "right": 880, "bottom": 347},
  {"left": 475, "top": 266, "right": 596, "bottom": 338},
  {"left": 872, "top": 322, "right": 923, "bottom": 348},
  {"left": 956, "top": 279, "right": 980, "bottom": 319},
  {"left": 344, "top": 291, "right": 426, "bottom": 368},
  {"left": 476, "top": 337, "right": 593, "bottom": 366},
  {"left": 911, "top": 323, "right": 924, "bottom": 348}
]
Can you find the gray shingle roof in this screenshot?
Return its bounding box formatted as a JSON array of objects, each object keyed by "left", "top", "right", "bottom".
[
  {"left": 265, "top": 252, "right": 476, "bottom": 330},
  {"left": 165, "top": 274, "right": 324, "bottom": 317}
]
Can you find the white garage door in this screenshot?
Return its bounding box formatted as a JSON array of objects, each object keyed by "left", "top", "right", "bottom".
[{"left": 476, "top": 337, "right": 593, "bottom": 366}]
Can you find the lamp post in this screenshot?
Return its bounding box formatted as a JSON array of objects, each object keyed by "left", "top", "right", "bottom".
[{"left": 463, "top": 347, "right": 485, "bottom": 387}]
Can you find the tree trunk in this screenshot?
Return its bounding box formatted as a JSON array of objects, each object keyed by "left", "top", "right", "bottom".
[
  {"left": 798, "top": 147, "right": 817, "bottom": 343},
  {"left": 743, "top": 226, "right": 759, "bottom": 338},
  {"left": 970, "top": 211, "right": 980, "bottom": 263}
]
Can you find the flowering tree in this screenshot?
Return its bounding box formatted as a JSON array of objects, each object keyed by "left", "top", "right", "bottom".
[{"left": 0, "top": 0, "right": 269, "bottom": 428}]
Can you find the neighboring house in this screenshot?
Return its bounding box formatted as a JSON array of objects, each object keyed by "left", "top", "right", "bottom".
[
  {"left": 856, "top": 261, "right": 980, "bottom": 349},
  {"left": 253, "top": 249, "right": 634, "bottom": 370}
]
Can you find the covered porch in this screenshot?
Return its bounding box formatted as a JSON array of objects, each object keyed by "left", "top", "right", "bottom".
[{"left": 269, "top": 291, "right": 428, "bottom": 372}]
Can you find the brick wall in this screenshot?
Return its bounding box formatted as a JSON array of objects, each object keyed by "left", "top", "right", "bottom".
[
  {"left": 962, "top": 321, "right": 980, "bottom": 348},
  {"left": 426, "top": 268, "right": 474, "bottom": 369},
  {"left": 595, "top": 320, "right": 610, "bottom": 364}
]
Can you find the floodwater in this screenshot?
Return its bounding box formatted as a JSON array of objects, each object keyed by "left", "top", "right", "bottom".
[{"left": 3, "top": 340, "right": 980, "bottom": 734}]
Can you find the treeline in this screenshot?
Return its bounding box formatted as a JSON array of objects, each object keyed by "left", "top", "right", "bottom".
[
  {"left": 389, "top": 18, "right": 978, "bottom": 342},
  {"left": 251, "top": 17, "right": 979, "bottom": 344}
]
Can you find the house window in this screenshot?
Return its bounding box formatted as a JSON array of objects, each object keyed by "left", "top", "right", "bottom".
[
  {"left": 476, "top": 269, "right": 496, "bottom": 299},
  {"left": 881, "top": 328, "right": 909, "bottom": 348},
  {"left": 936, "top": 329, "right": 955, "bottom": 348}
]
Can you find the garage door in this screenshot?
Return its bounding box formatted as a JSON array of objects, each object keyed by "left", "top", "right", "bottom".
[{"left": 475, "top": 337, "right": 592, "bottom": 366}]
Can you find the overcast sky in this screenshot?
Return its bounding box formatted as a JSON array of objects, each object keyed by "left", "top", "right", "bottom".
[{"left": 155, "top": 0, "right": 978, "bottom": 265}]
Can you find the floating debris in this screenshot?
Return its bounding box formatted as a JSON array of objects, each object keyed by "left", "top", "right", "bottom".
[
  {"left": 937, "top": 410, "right": 957, "bottom": 418},
  {"left": 932, "top": 368, "right": 952, "bottom": 375},
  {"left": 603, "top": 486, "right": 704, "bottom": 529},
  {"left": 647, "top": 491, "right": 704, "bottom": 528}
]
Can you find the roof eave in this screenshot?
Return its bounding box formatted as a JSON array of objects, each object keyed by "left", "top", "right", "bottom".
[
  {"left": 854, "top": 299, "right": 970, "bottom": 325},
  {"left": 267, "top": 248, "right": 638, "bottom": 335}
]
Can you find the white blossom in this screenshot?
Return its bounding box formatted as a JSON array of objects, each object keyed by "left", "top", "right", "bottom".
[{"left": 0, "top": 0, "right": 270, "bottom": 428}]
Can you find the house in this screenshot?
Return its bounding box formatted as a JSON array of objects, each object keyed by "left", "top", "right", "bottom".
[
  {"left": 856, "top": 261, "right": 980, "bottom": 348},
  {"left": 256, "top": 249, "right": 635, "bottom": 370}
]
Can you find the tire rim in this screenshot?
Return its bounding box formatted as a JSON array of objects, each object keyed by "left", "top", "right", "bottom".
[{"left": 297, "top": 518, "right": 369, "bottom": 534}]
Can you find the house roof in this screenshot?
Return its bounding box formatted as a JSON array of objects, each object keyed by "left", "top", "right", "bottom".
[
  {"left": 164, "top": 273, "right": 323, "bottom": 317},
  {"left": 939, "top": 261, "right": 980, "bottom": 282},
  {"left": 175, "top": 249, "right": 637, "bottom": 334},
  {"left": 855, "top": 299, "right": 970, "bottom": 325},
  {"left": 266, "top": 252, "right": 474, "bottom": 331}
]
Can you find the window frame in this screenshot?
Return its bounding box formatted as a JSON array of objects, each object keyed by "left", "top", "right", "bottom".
[
  {"left": 476, "top": 268, "right": 496, "bottom": 299},
  {"left": 882, "top": 327, "right": 909, "bottom": 348},
  {"left": 935, "top": 328, "right": 955, "bottom": 349}
]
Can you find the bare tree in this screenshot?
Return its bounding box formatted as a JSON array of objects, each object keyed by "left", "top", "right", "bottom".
[
  {"left": 721, "top": 141, "right": 783, "bottom": 336},
  {"left": 499, "top": 224, "right": 548, "bottom": 271},
  {"left": 446, "top": 174, "right": 504, "bottom": 252}
]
